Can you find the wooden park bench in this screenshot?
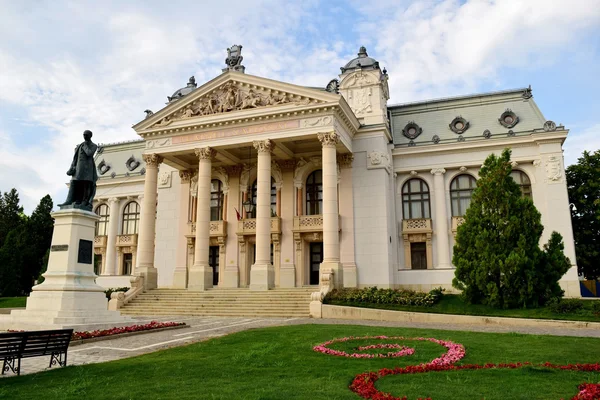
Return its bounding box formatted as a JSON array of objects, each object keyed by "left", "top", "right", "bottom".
[{"left": 1, "top": 329, "right": 73, "bottom": 375}]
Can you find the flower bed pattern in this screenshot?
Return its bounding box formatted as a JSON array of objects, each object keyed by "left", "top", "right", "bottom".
[
  {"left": 72, "top": 321, "right": 184, "bottom": 340},
  {"left": 313, "top": 336, "right": 600, "bottom": 400}
]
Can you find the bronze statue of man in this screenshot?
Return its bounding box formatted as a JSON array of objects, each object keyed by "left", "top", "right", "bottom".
[{"left": 59, "top": 130, "right": 98, "bottom": 211}]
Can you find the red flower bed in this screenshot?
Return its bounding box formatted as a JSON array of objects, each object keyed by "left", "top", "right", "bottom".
[{"left": 72, "top": 321, "right": 184, "bottom": 340}]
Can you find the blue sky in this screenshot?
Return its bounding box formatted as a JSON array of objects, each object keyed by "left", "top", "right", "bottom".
[{"left": 1, "top": 0, "right": 599, "bottom": 212}]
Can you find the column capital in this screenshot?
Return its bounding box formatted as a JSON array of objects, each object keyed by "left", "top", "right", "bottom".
[
  {"left": 253, "top": 139, "right": 274, "bottom": 153},
  {"left": 179, "top": 170, "right": 194, "bottom": 183},
  {"left": 317, "top": 131, "right": 339, "bottom": 147},
  {"left": 430, "top": 168, "right": 446, "bottom": 176},
  {"left": 337, "top": 153, "right": 354, "bottom": 168},
  {"left": 142, "top": 153, "right": 163, "bottom": 167},
  {"left": 195, "top": 147, "right": 217, "bottom": 160}
]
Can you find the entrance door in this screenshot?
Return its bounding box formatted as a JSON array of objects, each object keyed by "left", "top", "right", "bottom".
[
  {"left": 209, "top": 246, "right": 219, "bottom": 286},
  {"left": 410, "top": 242, "right": 427, "bottom": 270},
  {"left": 309, "top": 242, "right": 323, "bottom": 285},
  {"left": 94, "top": 255, "right": 102, "bottom": 275}
]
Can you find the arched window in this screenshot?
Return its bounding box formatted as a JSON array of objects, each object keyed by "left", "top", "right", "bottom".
[
  {"left": 511, "top": 170, "right": 532, "bottom": 198},
  {"left": 210, "top": 179, "right": 224, "bottom": 221},
  {"left": 251, "top": 178, "right": 277, "bottom": 217},
  {"left": 450, "top": 174, "right": 477, "bottom": 217},
  {"left": 122, "top": 202, "right": 140, "bottom": 234},
  {"left": 95, "top": 204, "right": 109, "bottom": 236},
  {"left": 402, "top": 179, "right": 431, "bottom": 219},
  {"left": 306, "top": 170, "right": 323, "bottom": 216}
]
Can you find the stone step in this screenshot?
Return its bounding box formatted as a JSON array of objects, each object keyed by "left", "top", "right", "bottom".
[{"left": 120, "top": 309, "right": 308, "bottom": 316}]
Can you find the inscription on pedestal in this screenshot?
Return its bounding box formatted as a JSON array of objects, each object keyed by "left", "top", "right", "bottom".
[
  {"left": 51, "top": 244, "right": 69, "bottom": 252},
  {"left": 77, "top": 240, "right": 93, "bottom": 264}
]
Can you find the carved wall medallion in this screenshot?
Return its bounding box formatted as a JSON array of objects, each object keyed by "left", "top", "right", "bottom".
[
  {"left": 459, "top": 166, "right": 468, "bottom": 172},
  {"left": 402, "top": 122, "right": 422, "bottom": 140},
  {"left": 367, "top": 151, "right": 391, "bottom": 173},
  {"left": 125, "top": 156, "right": 140, "bottom": 171},
  {"left": 97, "top": 159, "right": 111, "bottom": 175},
  {"left": 348, "top": 87, "right": 372, "bottom": 115},
  {"left": 449, "top": 116, "right": 470, "bottom": 134},
  {"left": 498, "top": 109, "right": 519, "bottom": 128},
  {"left": 483, "top": 129, "right": 491, "bottom": 139},
  {"left": 543, "top": 120, "right": 557, "bottom": 132},
  {"left": 432, "top": 135, "right": 440, "bottom": 144},
  {"left": 158, "top": 171, "right": 171, "bottom": 188},
  {"left": 545, "top": 156, "right": 563, "bottom": 183}
]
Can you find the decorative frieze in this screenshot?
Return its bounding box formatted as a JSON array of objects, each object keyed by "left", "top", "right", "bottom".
[{"left": 302, "top": 116, "right": 333, "bottom": 128}]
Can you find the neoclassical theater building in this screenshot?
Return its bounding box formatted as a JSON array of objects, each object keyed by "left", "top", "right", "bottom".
[{"left": 92, "top": 46, "right": 580, "bottom": 297}]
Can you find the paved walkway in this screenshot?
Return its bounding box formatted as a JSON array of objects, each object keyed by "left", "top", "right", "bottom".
[{"left": 3, "top": 315, "right": 600, "bottom": 377}]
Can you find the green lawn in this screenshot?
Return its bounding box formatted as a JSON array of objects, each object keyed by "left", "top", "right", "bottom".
[
  {"left": 326, "top": 294, "right": 600, "bottom": 322},
  {"left": 0, "top": 296, "right": 26, "bottom": 308},
  {"left": 2, "top": 324, "right": 600, "bottom": 399}
]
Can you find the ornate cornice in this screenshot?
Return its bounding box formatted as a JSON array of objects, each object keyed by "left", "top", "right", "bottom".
[
  {"left": 195, "top": 147, "right": 216, "bottom": 160},
  {"left": 253, "top": 139, "right": 274, "bottom": 153},
  {"left": 317, "top": 131, "right": 339, "bottom": 147},
  {"left": 430, "top": 168, "right": 446, "bottom": 176},
  {"left": 337, "top": 153, "right": 354, "bottom": 168},
  {"left": 179, "top": 170, "right": 193, "bottom": 183},
  {"left": 224, "top": 165, "right": 243, "bottom": 176},
  {"left": 142, "top": 153, "right": 163, "bottom": 167}
]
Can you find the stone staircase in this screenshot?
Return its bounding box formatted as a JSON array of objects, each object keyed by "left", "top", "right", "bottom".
[{"left": 119, "top": 287, "right": 315, "bottom": 317}]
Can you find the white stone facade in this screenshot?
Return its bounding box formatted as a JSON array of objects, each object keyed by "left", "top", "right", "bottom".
[{"left": 91, "top": 48, "right": 580, "bottom": 298}]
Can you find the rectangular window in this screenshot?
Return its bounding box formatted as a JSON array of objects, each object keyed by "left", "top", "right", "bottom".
[{"left": 123, "top": 253, "right": 133, "bottom": 275}]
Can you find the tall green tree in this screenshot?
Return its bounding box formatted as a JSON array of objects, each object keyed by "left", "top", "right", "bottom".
[
  {"left": 566, "top": 150, "right": 600, "bottom": 279},
  {"left": 452, "top": 149, "right": 570, "bottom": 308},
  {"left": 23, "top": 195, "right": 54, "bottom": 289},
  {"left": 0, "top": 188, "right": 24, "bottom": 248}
]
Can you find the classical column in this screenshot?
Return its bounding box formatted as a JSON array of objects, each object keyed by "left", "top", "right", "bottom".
[
  {"left": 173, "top": 170, "right": 192, "bottom": 288},
  {"left": 250, "top": 139, "right": 275, "bottom": 290},
  {"left": 105, "top": 197, "right": 120, "bottom": 275},
  {"left": 136, "top": 153, "right": 163, "bottom": 289},
  {"left": 318, "top": 131, "right": 343, "bottom": 288},
  {"left": 431, "top": 168, "right": 451, "bottom": 268},
  {"left": 188, "top": 147, "right": 216, "bottom": 290}
]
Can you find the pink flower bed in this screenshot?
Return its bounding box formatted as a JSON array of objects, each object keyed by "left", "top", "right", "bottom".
[{"left": 72, "top": 321, "right": 185, "bottom": 340}]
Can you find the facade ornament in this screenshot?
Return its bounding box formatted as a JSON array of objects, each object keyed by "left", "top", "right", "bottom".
[
  {"left": 337, "top": 153, "right": 354, "bottom": 168},
  {"left": 158, "top": 171, "right": 171, "bottom": 188},
  {"left": 212, "top": 166, "right": 230, "bottom": 193},
  {"left": 253, "top": 139, "right": 274, "bottom": 153},
  {"left": 317, "top": 132, "right": 339, "bottom": 147},
  {"left": 402, "top": 121, "right": 422, "bottom": 140},
  {"left": 195, "top": 147, "right": 217, "bottom": 160},
  {"left": 533, "top": 159, "right": 542, "bottom": 167},
  {"left": 430, "top": 168, "right": 446, "bottom": 176},
  {"left": 432, "top": 135, "right": 440, "bottom": 144},
  {"left": 483, "top": 129, "right": 491, "bottom": 139},
  {"left": 240, "top": 163, "right": 252, "bottom": 191},
  {"left": 303, "top": 116, "right": 333, "bottom": 128},
  {"left": 278, "top": 160, "right": 297, "bottom": 171},
  {"left": 347, "top": 87, "right": 372, "bottom": 115},
  {"left": 457, "top": 135, "right": 465, "bottom": 142},
  {"left": 144, "top": 109, "right": 154, "bottom": 119},
  {"left": 498, "top": 109, "right": 519, "bottom": 128},
  {"left": 545, "top": 156, "right": 563, "bottom": 182},
  {"left": 543, "top": 120, "right": 557, "bottom": 132},
  {"left": 146, "top": 138, "right": 172, "bottom": 149},
  {"left": 140, "top": 167, "right": 146, "bottom": 175},
  {"left": 410, "top": 170, "right": 418, "bottom": 176},
  {"left": 459, "top": 166, "right": 468, "bottom": 172},
  {"left": 408, "top": 140, "right": 416, "bottom": 146},
  {"left": 325, "top": 79, "right": 339, "bottom": 94},
  {"left": 98, "top": 159, "right": 111, "bottom": 175},
  {"left": 522, "top": 85, "right": 533, "bottom": 99},
  {"left": 142, "top": 153, "right": 163, "bottom": 167},
  {"left": 189, "top": 173, "right": 198, "bottom": 197},
  {"left": 367, "top": 151, "right": 390, "bottom": 173},
  {"left": 511, "top": 161, "right": 519, "bottom": 168},
  {"left": 179, "top": 170, "right": 193, "bottom": 184},
  {"left": 507, "top": 130, "right": 515, "bottom": 137},
  {"left": 125, "top": 155, "right": 140, "bottom": 171},
  {"left": 449, "top": 116, "right": 470, "bottom": 134},
  {"left": 223, "top": 44, "right": 245, "bottom": 73},
  {"left": 110, "top": 172, "right": 116, "bottom": 178},
  {"left": 224, "top": 165, "right": 243, "bottom": 177},
  {"left": 271, "top": 160, "right": 283, "bottom": 189}
]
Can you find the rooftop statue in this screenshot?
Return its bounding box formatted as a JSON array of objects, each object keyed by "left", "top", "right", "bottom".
[
  {"left": 58, "top": 130, "right": 98, "bottom": 211},
  {"left": 223, "top": 44, "right": 245, "bottom": 73}
]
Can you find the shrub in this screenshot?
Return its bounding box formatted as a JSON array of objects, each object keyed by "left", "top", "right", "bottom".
[
  {"left": 547, "top": 298, "right": 584, "bottom": 314},
  {"left": 104, "top": 287, "right": 129, "bottom": 300},
  {"left": 323, "top": 287, "right": 441, "bottom": 307},
  {"left": 592, "top": 301, "right": 600, "bottom": 317}
]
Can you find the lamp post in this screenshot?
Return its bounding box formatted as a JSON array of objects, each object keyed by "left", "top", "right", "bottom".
[{"left": 242, "top": 198, "right": 254, "bottom": 217}]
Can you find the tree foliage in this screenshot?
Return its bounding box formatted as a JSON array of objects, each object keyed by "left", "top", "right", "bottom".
[
  {"left": 0, "top": 191, "right": 54, "bottom": 296},
  {"left": 566, "top": 150, "right": 600, "bottom": 279},
  {"left": 452, "top": 149, "right": 570, "bottom": 308}
]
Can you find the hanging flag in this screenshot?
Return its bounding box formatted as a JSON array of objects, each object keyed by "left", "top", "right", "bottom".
[{"left": 235, "top": 207, "right": 241, "bottom": 221}]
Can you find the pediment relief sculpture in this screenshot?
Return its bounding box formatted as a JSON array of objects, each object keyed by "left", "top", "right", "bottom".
[{"left": 152, "top": 82, "right": 323, "bottom": 127}]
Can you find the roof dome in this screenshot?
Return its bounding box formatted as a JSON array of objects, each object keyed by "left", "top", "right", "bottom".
[
  {"left": 167, "top": 76, "right": 197, "bottom": 103},
  {"left": 341, "top": 46, "right": 380, "bottom": 73}
]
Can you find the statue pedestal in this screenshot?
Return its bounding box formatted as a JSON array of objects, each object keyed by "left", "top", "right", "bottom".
[{"left": 8, "top": 209, "right": 132, "bottom": 331}]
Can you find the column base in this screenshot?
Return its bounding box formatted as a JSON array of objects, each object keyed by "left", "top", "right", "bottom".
[
  {"left": 320, "top": 261, "right": 343, "bottom": 289},
  {"left": 137, "top": 266, "right": 158, "bottom": 290},
  {"left": 172, "top": 265, "right": 188, "bottom": 289},
  {"left": 221, "top": 265, "right": 239, "bottom": 288},
  {"left": 342, "top": 263, "right": 357, "bottom": 288},
  {"left": 560, "top": 266, "right": 581, "bottom": 298},
  {"left": 188, "top": 264, "right": 214, "bottom": 291},
  {"left": 249, "top": 263, "right": 275, "bottom": 291},
  {"left": 279, "top": 263, "right": 296, "bottom": 288}
]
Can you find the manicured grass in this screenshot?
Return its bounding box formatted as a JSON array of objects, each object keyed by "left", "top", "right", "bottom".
[
  {"left": 2, "top": 324, "right": 600, "bottom": 399},
  {"left": 326, "top": 294, "right": 600, "bottom": 322},
  {"left": 0, "top": 297, "right": 26, "bottom": 308}
]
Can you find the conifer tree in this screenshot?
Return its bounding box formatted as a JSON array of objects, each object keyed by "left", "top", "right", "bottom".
[{"left": 452, "top": 149, "right": 570, "bottom": 308}]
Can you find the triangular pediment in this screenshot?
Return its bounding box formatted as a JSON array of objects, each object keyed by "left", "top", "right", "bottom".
[{"left": 134, "top": 71, "right": 342, "bottom": 132}]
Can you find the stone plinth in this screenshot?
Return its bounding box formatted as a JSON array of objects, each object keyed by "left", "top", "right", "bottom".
[{"left": 8, "top": 209, "right": 131, "bottom": 331}]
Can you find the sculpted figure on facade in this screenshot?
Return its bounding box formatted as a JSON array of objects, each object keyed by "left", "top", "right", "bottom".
[
  {"left": 545, "top": 156, "right": 563, "bottom": 182},
  {"left": 59, "top": 129, "right": 98, "bottom": 211}
]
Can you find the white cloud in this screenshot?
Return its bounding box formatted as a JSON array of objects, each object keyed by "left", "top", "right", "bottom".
[{"left": 564, "top": 123, "right": 600, "bottom": 166}]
